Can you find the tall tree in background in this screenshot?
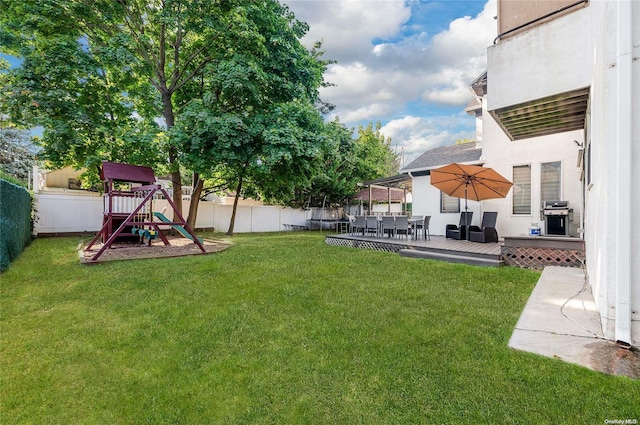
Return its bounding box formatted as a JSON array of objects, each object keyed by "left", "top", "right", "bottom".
[
  {"left": 0, "top": 126, "right": 38, "bottom": 183},
  {"left": 260, "top": 119, "right": 400, "bottom": 209},
  {"left": 354, "top": 122, "right": 400, "bottom": 180},
  {"left": 295, "top": 118, "right": 359, "bottom": 207}
]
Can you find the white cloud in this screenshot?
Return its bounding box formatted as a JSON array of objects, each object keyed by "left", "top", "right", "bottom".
[
  {"left": 380, "top": 114, "right": 476, "bottom": 166},
  {"left": 283, "top": 0, "right": 497, "bottom": 155},
  {"left": 289, "top": 0, "right": 412, "bottom": 63},
  {"left": 339, "top": 102, "right": 396, "bottom": 123}
]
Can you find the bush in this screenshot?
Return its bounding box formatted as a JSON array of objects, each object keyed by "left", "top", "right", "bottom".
[{"left": 0, "top": 179, "right": 33, "bottom": 272}]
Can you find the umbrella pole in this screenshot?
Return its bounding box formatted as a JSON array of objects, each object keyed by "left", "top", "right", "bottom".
[{"left": 464, "top": 185, "right": 469, "bottom": 241}]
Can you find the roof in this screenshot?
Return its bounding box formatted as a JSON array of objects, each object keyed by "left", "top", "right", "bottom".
[
  {"left": 401, "top": 142, "right": 483, "bottom": 174},
  {"left": 100, "top": 161, "right": 156, "bottom": 184},
  {"left": 469, "top": 71, "right": 487, "bottom": 97},
  {"left": 360, "top": 173, "right": 411, "bottom": 189}
]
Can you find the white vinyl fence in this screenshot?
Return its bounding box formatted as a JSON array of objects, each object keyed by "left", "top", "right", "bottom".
[{"left": 34, "top": 191, "right": 309, "bottom": 235}]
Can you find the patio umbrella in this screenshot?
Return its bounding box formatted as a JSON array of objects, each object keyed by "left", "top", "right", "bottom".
[{"left": 430, "top": 163, "right": 513, "bottom": 238}]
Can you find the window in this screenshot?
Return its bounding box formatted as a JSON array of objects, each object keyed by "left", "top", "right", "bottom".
[
  {"left": 541, "top": 161, "right": 561, "bottom": 203},
  {"left": 512, "top": 165, "right": 531, "bottom": 214},
  {"left": 441, "top": 192, "right": 460, "bottom": 213}
]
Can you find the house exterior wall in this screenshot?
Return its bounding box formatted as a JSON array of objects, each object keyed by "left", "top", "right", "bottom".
[
  {"left": 497, "top": 0, "right": 585, "bottom": 37},
  {"left": 41, "top": 167, "right": 83, "bottom": 190},
  {"left": 481, "top": 101, "right": 584, "bottom": 239},
  {"left": 583, "top": 0, "right": 640, "bottom": 343},
  {"left": 488, "top": 5, "right": 592, "bottom": 110},
  {"left": 489, "top": 0, "right": 640, "bottom": 344}
]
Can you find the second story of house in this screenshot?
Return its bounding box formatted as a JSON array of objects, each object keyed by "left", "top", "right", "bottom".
[{"left": 487, "top": 0, "right": 592, "bottom": 142}]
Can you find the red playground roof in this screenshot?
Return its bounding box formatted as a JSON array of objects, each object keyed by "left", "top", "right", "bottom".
[{"left": 100, "top": 161, "right": 156, "bottom": 184}]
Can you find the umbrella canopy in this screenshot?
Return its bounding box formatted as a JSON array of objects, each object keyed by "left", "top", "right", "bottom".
[
  {"left": 430, "top": 163, "right": 513, "bottom": 240},
  {"left": 430, "top": 163, "right": 513, "bottom": 202}
]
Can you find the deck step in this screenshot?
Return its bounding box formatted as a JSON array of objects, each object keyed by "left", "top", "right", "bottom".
[{"left": 399, "top": 249, "right": 503, "bottom": 267}]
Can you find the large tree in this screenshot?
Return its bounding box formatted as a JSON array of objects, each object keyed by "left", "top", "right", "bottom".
[
  {"left": 0, "top": 0, "right": 300, "bottom": 218},
  {"left": 169, "top": 0, "right": 328, "bottom": 234}
]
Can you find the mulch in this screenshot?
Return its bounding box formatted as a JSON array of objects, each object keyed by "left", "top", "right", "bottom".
[{"left": 79, "top": 236, "right": 232, "bottom": 265}]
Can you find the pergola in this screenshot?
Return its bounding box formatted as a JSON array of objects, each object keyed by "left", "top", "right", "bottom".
[{"left": 356, "top": 173, "right": 412, "bottom": 215}]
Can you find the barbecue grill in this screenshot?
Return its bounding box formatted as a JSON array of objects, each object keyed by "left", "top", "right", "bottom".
[{"left": 543, "top": 200, "right": 570, "bottom": 236}]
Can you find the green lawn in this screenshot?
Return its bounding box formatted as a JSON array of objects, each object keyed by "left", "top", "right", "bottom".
[{"left": 1, "top": 232, "right": 638, "bottom": 424}]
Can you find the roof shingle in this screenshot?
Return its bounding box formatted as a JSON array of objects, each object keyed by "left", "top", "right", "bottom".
[{"left": 401, "top": 142, "right": 482, "bottom": 173}]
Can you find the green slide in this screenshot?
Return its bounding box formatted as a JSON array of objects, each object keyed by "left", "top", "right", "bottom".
[{"left": 153, "top": 212, "right": 203, "bottom": 242}]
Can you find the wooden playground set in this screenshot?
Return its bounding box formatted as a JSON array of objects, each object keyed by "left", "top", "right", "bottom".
[{"left": 84, "top": 162, "right": 207, "bottom": 263}]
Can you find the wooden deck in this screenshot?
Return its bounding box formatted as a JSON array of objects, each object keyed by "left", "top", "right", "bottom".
[{"left": 325, "top": 233, "right": 503, "bottom": 267}]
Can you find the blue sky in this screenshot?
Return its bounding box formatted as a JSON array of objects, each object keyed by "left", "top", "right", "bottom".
[
  {"left": 283, "top": 0, "right": 496, "bottom": 166},
  {"left": 2, "top": 0, "right": 496, "bottom": 166}
]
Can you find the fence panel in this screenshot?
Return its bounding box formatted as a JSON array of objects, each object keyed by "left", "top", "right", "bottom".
[
  {"left": 35, "top": 192, "right": 103, "bottom": 233},
  {"left": 34, "top": 192, "right": 310, "bottom": 234}
]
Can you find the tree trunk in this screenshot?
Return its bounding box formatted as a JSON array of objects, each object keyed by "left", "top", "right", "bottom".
[
  {"left": 159, "top": 89, "right": 183, "bottom": 222},
  {"left": 187, "top": 172, "right": 204, "bottom": 230},
  {"left": 226, "top": 174, "right": 244, "bottom": 236}
]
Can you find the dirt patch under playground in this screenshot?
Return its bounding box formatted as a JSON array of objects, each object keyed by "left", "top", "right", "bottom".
[{"left": 79, "top": 236, "right": 232, "bottom": 264}]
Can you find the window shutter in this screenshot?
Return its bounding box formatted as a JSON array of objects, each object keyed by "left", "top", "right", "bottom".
[
  {"left": 441, "top": 192, "right": 459, "bottom": 213},
  {"left": 512, "top": 165, "right": 531, "bottom": 214},
  {"left": 541, "top": 161, "right": 561, "bottom": 202}
]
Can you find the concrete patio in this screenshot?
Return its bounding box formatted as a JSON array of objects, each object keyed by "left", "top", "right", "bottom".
[{"left": 509, "top": 266, "right": 639, "bottom": 378}]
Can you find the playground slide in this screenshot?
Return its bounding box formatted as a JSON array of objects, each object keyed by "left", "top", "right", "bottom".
[{"left": 153, "top": 212, "right": 203, "bottom": 242}]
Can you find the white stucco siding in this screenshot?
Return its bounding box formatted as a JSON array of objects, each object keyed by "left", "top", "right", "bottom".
[
  {"left": 487, "top": 7, "right": 592, "bottom": 111},
  {"left": 481, "top": 99, "right": 584, "bottom": 239},
  {"left": 410, "top": 174, "right": 481, "bottom": 236},
  {"left": 585, "top": 1, "right": 616, "bottom": 341},
  {"left": 584, "top": 0, "right": 640, "bottom": 343},
  {"left": 631, "top": 0, "right": 640, "bottom": 346}
]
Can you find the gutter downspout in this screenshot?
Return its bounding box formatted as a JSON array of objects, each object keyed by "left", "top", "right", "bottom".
[{"left": 615, "top": 0, "right": 632, "bottom": 345}]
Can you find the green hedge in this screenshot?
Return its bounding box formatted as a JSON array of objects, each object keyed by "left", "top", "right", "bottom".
[{"left": 0, "top": 179, "right": 33, "bottom": 272}]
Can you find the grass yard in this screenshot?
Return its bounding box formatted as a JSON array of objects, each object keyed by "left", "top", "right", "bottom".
[{"left": 1, "top": 232, "right": 638, "bottom": 424}]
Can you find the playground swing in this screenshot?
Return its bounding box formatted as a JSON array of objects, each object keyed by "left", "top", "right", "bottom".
[{"left": 85, "top": 161, "right": 206, "bottom": 262}]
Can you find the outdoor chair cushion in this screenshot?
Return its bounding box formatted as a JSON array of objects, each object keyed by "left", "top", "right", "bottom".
[
  {"left": 468, "top": 212, "right": 498, "bottom": 243},
  {"left": 446, "top": 212, "right": 473, "bottom": 240}
]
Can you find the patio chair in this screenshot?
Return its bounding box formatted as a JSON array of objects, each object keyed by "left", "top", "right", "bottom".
[
  {"left": 445, "top": 211, "right": 473, "bottom": 240},
  {"left": 411, "top": 215, "right": 424, "bottom": 239},
  {"left": 395, "top": 215, "right": 409, "bottom": 238},
  {"left": 346, "top": 214, "right": 356, "bottom": 233},
  {"left": 423, "top": 216, "right": 431, "bottom": 241},
  {"left": 468, "top": 212, "right": 499, "bottom": 243},
  {"left": 353, "top": 215, "right": 366, "bottom": 235},
  {"left": 365, "top": 215, "right": 379, "bottom": 237},
  {"left": 381, "top": 215, "right": 395, "bottom": 238}
]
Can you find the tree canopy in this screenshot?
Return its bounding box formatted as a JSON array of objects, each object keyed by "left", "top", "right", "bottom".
[
  {"left": 0, "top": 1, "right": 399, "bottom": 233},
  {"left": 0, "top": 0, "right": 327, "bottom": 219}
]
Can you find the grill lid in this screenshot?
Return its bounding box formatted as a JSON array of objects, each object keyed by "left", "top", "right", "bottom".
[{"left": 544, "top": 200, "right": 569, "bottom": 209}]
